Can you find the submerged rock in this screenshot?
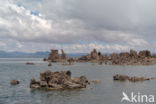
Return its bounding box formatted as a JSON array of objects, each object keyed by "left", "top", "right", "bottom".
[
  {"left": 91, "top": 79, "right": 101, "bottom": 83},
  {"left": 48, "top": 63, "right": 52, "bottom": 66},
  {"left": 26, "top": 62, "right": 35, "bottom": 65},
  {"left": 10, "top": 79, "right": 20, "bottom": 85},
  {"left": 43, "top": 58, "right": 47, "bottom": 61},
  {"left": 113, "top": 74, "right": 129, "bottom": 81},
  {"left": 30, "top": 70, "right": 89, "bottom": 90},
  {"left": 98, "top": 61, "right": 103, "bottom": 65},
  {"left": 113, "top": 74, "right": 152, "bottom": 82},
  {"left": 129, "top": 76, "right": 150, "bottom": 82}
]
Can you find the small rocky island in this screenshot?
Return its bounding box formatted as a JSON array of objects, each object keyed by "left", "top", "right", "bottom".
[
  {"left": 30, "top": 70, "right": 89, "bottom": 90},
  {"left": 44, "top": 49, "right": 156, "bottom": 65}
]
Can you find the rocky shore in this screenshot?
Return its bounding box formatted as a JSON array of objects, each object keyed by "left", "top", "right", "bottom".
[
  {"left": 30, "top": 70, "right": 89, "bottom": 90},
  {"left": 44, "top": 49, "right": 156, "bottom": 65}
]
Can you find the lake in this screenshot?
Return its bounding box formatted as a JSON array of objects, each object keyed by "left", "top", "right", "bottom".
[{"left": 0, "top": 58, "right": 156, "bottom": 104}]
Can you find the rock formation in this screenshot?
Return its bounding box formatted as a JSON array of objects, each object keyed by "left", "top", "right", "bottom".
[
  {"left": 113, "top": 74, "right": 129, "bottom": 81},
  {"left": 77, "top": 49, "right": 102, "bottom": 62},
  {"left": 30, "top": 70, "right": 89, "bottom": 90},
  {"left": 67, "top": 58, "right": 75, "bottom": 65},
  {"left": 45, "top": 48, "right": 154, "bottom": 65},
  {"left": 48, "top": 50, "right": 60, "bottom": 62},
  {"left": 48, "top": 49, "right": 67, "bottom": 62},
  {"left": 113, "top": 74, "right": 151, "bottom": 82},
  {"left": 77, "top": 49, "right": 153, "bottom": 65},
  {"left": 130, "top": 49, "right": 138, "bottom": 58},
  {"left": 139, "top": 50, "right": 151, "bottom": 58},
  {"left": 108, "top": 49, "right": 152, "bottom": 65},
  {"left": 10, "top": 79, "right": 20, "bottom": 85},
  {"left": 61, "top": 49, "right": 67, "bottom": 59}
]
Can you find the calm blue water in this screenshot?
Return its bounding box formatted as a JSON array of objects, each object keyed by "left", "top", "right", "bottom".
[{"left": 0, "top": 58, "right": 156, "bottom": 104}]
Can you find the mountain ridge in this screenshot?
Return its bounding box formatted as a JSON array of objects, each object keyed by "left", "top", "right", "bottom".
[{"left": 0, "top": 50, "right": 87, "bottom": 58}]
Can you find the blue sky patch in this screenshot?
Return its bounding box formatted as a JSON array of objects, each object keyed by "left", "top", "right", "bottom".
[{"left": 30, "top": 11, "right": 39, "bottom": 16}]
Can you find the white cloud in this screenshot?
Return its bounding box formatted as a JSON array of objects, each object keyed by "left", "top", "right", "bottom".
[
  {"left": 0, "top": 41, "right": 6, "bottom": 47},
  {"left": 127, "top": 38, "right": 149, "bottom": 46},
  {"left": 16, "top": 42, "right": 23, "bottom": 48},
  {"left": 0, "top": 0, "right": 155, "bottom": 53}
]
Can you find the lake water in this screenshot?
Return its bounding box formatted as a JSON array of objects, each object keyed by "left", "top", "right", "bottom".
[{"left": 0, "top": 58, "right": 156, "bottom": 104}]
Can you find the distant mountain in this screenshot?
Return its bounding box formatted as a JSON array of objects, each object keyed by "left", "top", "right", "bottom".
[
  {"left": 0, "top": 51, "right": 50, "bottom": 58},
  {"left": 0, "top": 50, "right": 87, "bottom": 58}
]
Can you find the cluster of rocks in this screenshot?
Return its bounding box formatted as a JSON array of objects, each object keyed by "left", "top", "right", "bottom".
[
  {"left": 44, "top": 49, "right": 76, "bottom": 65},
  {"left": 109, "top": 50, "right": 151, "bottom": 65},
  {"left": 44, "top": 48, "right": 154, "bottom": 65},
  {"left": 46, "top": 49, "right": 67, "bottom": 62},
  {"left": 113, "top": 74, "right": 153, "bottom": 82},
  {"left": 30, "top": 70, "right": 89, "bottom": 90},
  {"left": 77, "top": 49, "right": 103, "bottom": 62},
  {"left": 77, "top": 49, "right": 153, "bottom": 65}
]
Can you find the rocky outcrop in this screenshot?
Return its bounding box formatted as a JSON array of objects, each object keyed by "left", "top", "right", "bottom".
[
  {"left": 48, "top": 50, "right": 60, "bottom": 62},
  {"left": 45, "top": 49, "right": 154, "bottom": 65},
  {"left": 47, "top": 49, "right": 67, "bottom": 62},
  {"left": 130, "top": 49, "right": 138, "bottom": 58},
  {"left": 30, "top": 70, "right": 89, "bottom": 90},
  {"left": 109, "top": 50, "right": 152, "bottom": 65},
  {"left": 139, "top": 50, "right": 151, "bottom": 58},
  {"left": 113, "top": 74, "right": 151, "bottom": 82},
  {"left": 61, "top": 49, "right": 67, "bottom": 60},
  {"left": 10, "top": 79, "right": 20, "bottom": 85},
  {"left": 90, "top": 49, "right": 99, "bottom": 60},
  {"left": 77, "top": 49, "right": 102, "bottom": 62},
  {"left": 77, "top": 49, "right": 153, "bottom": 65},
  {"left": 67, "top": 58, "right": 75, "bottom": 65}
]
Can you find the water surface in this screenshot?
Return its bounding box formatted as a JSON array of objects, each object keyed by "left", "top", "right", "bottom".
[{"left": 0, "top": 58, "right": 156, "bottom": 104}]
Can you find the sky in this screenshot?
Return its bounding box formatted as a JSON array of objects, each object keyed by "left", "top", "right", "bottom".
[{"left": 0, "top": 0, "right": 156, "bottom": 53}]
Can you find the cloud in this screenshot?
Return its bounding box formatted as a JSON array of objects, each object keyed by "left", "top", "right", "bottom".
[
  {"left": 0, "top": 0, "right": 155, "bottom": 52},
  {"left": 16, "top": 42, "right": 23, "bottom": 48},
  {"left": 0, "top": 41, "right": 6, "bottom": 47}
]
